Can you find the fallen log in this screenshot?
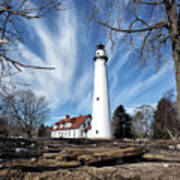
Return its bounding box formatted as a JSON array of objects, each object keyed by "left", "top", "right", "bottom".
[{"left": 77, "top": 147, "right": 147, "bottom": 166}]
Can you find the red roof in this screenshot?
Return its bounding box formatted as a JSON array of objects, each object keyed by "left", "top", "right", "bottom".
[{"left": 52, "top": 114, "right": 91, "bottom": 131}]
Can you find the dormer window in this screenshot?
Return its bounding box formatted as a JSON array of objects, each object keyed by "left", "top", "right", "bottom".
[{"left": 64, "top": 123, "right": 72, "bottom": 128}]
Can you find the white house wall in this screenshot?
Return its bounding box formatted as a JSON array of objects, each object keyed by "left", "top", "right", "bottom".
[{"left": 51, "top": 118, "right": 91, "bottom": 138}]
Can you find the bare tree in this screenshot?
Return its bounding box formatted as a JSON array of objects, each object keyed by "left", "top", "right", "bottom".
[
  {"left": 0, "top": 0, "right": 64, "bottom": 77},
  {"left": 2, "top": 89, "right": 50, "bottom": 137},
  {"left": 91, "top": 0, "right": 180, "bottom": 119},
  {"left": 132, "top": 105, "right": 155, "bottom": 139}
]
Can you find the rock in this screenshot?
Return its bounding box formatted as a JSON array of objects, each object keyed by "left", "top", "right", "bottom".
[
  {"left": 15, "top": 148, "right": 27, "bottom": 152},
  {"left": 113, "top": 141, "right": 118, "bottom": 145},
  {"left": 169, "top": 145, "right": 175, "bottom": 150},
  {"left": 31, "top": 143, "right": 35, "bottom": 147},
  {"left": 30, "top": 157, "right": 36, "bottom": 162},
  {"left": 61, "top": 149, "right": 67, "bottom": 154},
  {"left": 44, "top": 146, "right": 48, "bottom": 150},
  {"left": 176, "top": 144, "right": 180, "bottom": 150}
]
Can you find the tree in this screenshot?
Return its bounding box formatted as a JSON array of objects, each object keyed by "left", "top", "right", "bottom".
[
  {"left": 112, "top": 105, "right": 132, "bottom": 139},
  {"left": 0, "top": 116, "right": 8, "bottom": 136},
  {"left": 91, "top": 0, "right": 180, "bottom": 120},
  {"left": 153, "top": 97, "right": 180, "bottom": 139},
  {"left": 0, "top": 0, "right": 63, "bottom": 77},
  {"left": 2, "top": 89, "right": 50, "bottom": 137},
  {"left": 132, "top": 105, "right": 155, "bottom": 138},
  {"left": 38, "top": 124, "right": 50, "bottom": 137}
]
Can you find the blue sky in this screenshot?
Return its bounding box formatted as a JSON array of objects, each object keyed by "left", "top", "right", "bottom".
[{"left": 12, "top": 0, "right": 176, "bottom": 125}]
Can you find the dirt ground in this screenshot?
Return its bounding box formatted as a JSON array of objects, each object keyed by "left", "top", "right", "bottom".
[{"left": 0, "top": 138, "right": 180, "bottom": 180}]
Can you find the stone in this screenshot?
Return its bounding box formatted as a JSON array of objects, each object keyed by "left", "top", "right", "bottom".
[
  {"left": 163, "top": 164, "right": 169, "bottom": 168},
  {"left": 168, "top": 145, "right": 175, "bottom": 150},
  {"left": 30, "top": 157, "right": 36, "bottom": 162},
  {"left": 176, "top": 144, "right": 180, "bottom": 150}
]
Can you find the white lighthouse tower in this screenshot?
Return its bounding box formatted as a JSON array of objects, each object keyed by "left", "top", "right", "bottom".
[{"left": 90, "top": 43, "right": 112, "bottom": 140}]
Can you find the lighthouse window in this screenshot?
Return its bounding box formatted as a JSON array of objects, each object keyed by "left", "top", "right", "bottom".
[
  {"left": 96, "top": 97, "right": 100, "bottom": 101},
  {"left": 96, "top": 52, "right": 100, "bottom": 56},
  {"left": 96, "top": 130, "right": 99, "bottom": 134}
]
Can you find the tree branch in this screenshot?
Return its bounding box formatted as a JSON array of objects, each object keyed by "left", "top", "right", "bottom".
[
  {"left": 133, "top": 0, "right": 164, "bottom": 5},
  {"left": 141, "top": 30, "right": 152, "bottom": 57},
  {"left": 1, "top": 12, "right": 11, "bottom": 39},
  {"left": 93, "top": 17, "right": 168, "bottom": 33},
  {"left": 0, "top": 54, "right": 55, "bottom": 71}
]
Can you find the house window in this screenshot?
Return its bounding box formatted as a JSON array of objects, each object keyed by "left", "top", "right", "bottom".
[
  {"left": 96, "top": 97, "right": 100, "bottom": 101},
  {"left": 64, "top": 123, "right": 71, "bottom": 128},
  {"left": 96, "top": 130, "right": 99, "bottom": 134}
]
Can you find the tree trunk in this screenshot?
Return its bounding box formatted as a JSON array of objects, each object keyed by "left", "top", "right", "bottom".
[
  {"left": 173, "top": 45, "right": 180, "bottom": 120},
  {"left": 164, "top": 0, "right": 180, "bottom": 120}
]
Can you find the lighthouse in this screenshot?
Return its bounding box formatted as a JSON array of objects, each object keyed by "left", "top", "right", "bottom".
[{"left": 90, "top": 43, "right": 112, "bottom": 140}]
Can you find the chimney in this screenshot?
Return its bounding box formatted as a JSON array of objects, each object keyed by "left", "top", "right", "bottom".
[{"left": 66, "top": 114, "right": 70, "bottom": 119}]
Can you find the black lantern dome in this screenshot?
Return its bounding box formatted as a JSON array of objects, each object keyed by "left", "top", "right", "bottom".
[
  {"left": 97, "top": 43, "right": 104, "bottom": 50},
  {"left": 93, "top": 43, "right": 108, "bottom": 62}
]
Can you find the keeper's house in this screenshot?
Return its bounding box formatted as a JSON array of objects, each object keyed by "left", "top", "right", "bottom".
[{"left": 51, "top": 114, "right": 91, "bottom": 138}]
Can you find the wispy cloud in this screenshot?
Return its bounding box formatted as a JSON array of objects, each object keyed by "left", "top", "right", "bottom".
[
  {"left": 111, "top": 57, "right": 174, "bottom": 111},
  {"left": 13, "top": 2, "right": 96, "bottom": 124},
  {"left": 15, "top": 6, "right": 80, "bottom": 109},
  {"left": 11, "top": 1, "right": 175, "bottom": 125}
]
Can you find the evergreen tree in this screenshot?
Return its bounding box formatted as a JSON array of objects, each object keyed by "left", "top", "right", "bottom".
[
  {"left": 112, "top": 105, "right": 132, "bottom": 139},
  {"left": 153, "top": 98, "right": 180, "bottom": 139},
  {"left": 38, "top": 124, "right": 50, "bottom": 137}
]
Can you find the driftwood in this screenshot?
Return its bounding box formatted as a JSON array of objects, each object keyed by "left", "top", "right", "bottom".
[
  {"left": 77, "top": 147, "right": 146, "bottom": 165},
  {"left": 40, "top": 147, "right": 147, "bottom": 167},
  {"left": 0, "top": 137, "right": 148, "bottom": 169}
]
